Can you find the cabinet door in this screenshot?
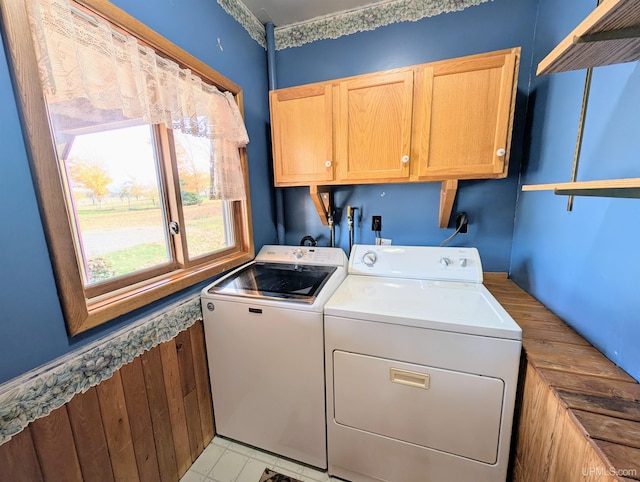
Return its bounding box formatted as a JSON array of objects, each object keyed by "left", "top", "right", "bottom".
[
  {"left": 414, "top": 50, "right": 518, "bottom": 180},
  {"left": 270, "top": 84, "right": 334, "bottom": 186},
  {"left": 336, "top": 70, "right": 414, "bottom": 182}
]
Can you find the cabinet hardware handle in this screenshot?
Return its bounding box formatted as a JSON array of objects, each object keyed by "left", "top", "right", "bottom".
[
  {"left": 401, "top": 155, "right": 410, "bottom": 164},
  {"left": 496, "top": 148, "right": 506, "bottom": 157},
  {"left": 325, "top": 160, "right": 332, "bottom": 168}
]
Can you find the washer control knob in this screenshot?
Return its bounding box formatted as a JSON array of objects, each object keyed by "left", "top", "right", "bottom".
[
  {"left": 293, "top": 248, "right": 305, "bottom": 259},
  {"left": 439, "top": 257, "right": 451, "bottom": 267},
  {"left": 363, "top": 251, "right": 377, "bottom": 267},
  {"left": 459, "top": 257, "right": 468, "bottom": 267}
]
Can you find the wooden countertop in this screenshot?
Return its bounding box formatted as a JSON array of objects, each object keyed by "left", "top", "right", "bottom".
[{"left": 483, "top": 274, "right": 640, "bottom": 481}]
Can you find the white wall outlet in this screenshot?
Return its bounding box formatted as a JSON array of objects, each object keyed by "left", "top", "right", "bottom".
[{"left": 376, "top": 238, "right": 392, "bottom": 245}]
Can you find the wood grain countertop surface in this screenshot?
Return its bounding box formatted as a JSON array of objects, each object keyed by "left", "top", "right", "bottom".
[{"left": 483, "top": 274, "right": 640, "bottom": 481}]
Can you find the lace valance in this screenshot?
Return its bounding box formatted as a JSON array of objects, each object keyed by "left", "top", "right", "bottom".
[{"left": 26, "top": 0, "right": 249, "bottom": 200}]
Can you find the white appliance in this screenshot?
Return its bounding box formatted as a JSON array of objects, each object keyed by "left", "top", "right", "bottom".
[
  {"left": 201, "top": 245, "right": 347, "bottom": 469},
  {"left": 324, "top": 245, "right": 522, "bottom": 482}
]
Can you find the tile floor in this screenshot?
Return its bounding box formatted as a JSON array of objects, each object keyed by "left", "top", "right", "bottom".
[{"left": 180, "top": 436, "right": 343, "bottom": 482}]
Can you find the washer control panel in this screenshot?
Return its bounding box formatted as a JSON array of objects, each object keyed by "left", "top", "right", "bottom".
[
  {"left": 256, "top": 245, "right": 348, "bottom": 267},
  {"left": 349, "top": 245, "right": 483, "bottom": 283}
]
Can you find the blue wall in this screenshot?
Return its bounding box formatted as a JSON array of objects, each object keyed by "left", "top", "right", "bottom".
[
  {"left": 511, "top": 0, "right": 640, "bottom": 381},
  {"left": 3, "top": 0, "right": 638, "bottom": 386},
  {"left": 0, "top": 0, "right": 274, "bottom": 384},
  {"left": 274, "top": 0, "right": 539, "bottom": 271}
]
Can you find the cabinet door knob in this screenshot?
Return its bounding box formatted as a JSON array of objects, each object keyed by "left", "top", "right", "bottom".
[
  {"left": 401, "top": 155, "right": 410, "bottom": 164},
  {"left": 496, "top": 148, "right": 506, "bottom": 157},
  {"left": 325, "top": 160, "right": 332, "bottom": 168}
]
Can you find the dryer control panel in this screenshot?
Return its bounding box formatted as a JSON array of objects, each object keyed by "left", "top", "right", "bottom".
[{"left": 349, "top": 245, "right": 483, "bottom": 283}]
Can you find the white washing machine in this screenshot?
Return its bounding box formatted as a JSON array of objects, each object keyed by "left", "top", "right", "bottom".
[
  {"left": 201, "top": 245, "right": 347, "bottom": 469},
  {"left": 324, "top": 245, "right": 522, "bottom": 482}
]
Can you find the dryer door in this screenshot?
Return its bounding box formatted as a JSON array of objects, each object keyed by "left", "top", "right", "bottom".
[{"left": 332, "top": 351, "right": 504, "bottom": 464}]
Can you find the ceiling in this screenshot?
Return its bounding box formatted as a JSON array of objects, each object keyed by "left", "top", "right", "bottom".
[{"left": 240, "top": 0, "right": 386, "bottom": 27}]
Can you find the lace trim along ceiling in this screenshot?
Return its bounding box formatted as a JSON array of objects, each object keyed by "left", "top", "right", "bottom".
[
  {"left": 218, "top": 0, "right": 492, "bottom": 50},
  {"left": 217, "top": 0, "right": 267, "bottom": 48}
]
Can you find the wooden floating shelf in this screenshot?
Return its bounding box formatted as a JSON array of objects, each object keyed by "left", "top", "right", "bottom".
[
  {"left": 537, "top": 0, "right": 640, "bottom": 75},
  {"left": 522, "top": 178, "right": 640, "bottom": 198}
]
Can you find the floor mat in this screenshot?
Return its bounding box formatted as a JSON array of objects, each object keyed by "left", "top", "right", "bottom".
[{"left": 258, "top": 468, "right": 303, "bottom": 482}]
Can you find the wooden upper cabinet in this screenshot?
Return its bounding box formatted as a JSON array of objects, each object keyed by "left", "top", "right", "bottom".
[
  {"left": 268, "top": 48, "right": 519, "bottom": 187},
  {"left": 270, "top": 83, "right": 335, "bottom": 185},
  {"left": 413, "top": 49, "right": 520, "bottom": 181},
  {"left": 335, "top": 70, "right": 414, "bottom": 182}
]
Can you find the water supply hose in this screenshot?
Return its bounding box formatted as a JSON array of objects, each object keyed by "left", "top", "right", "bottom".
[
  {"left": 328, "top": 213, "right": 335, "bottom": 247},
  {"left": 347, "top": 206, "right": 358, "bottom": 254}
]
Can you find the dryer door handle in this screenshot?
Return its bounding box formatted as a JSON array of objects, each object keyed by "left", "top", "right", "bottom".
[{"left": 389, "top": 368, "right": 430, "bottom": 390}]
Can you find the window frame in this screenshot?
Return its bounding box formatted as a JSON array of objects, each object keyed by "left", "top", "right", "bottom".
[{"left": 0, "top": 0, "right": 255, "bottom": 335}]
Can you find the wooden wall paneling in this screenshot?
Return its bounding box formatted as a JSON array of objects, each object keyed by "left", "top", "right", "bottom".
[
  {"left": 30, "top": 405, "right": 84, "bottom": 481},
  {"left": 521, "top": 327, "right": 592, "bottom": 345},
  {"left": 120, "top": 356, "right": 162, "bottom": 482},
  {"left": 66, "top": 387, "right": 115, "bottom": 482},
  {"left": 190, "top": 320, "right": 215, "bottom": 445},
  {"left": 500, "top": 303, "right": 564, "bottom": 318},
  {"left": 573, "top": 410, "right": 640, "bottom": 449},
  {"left": 159, "top": 338, "right": 192, "bottom": 477},
  {"left": 96, "top": 371, "right": 140, "bottom": 482},
  {"left": 513, "top": 364, "right": 620, "bottom": 482},
  {"left": 539, "top": 369, "right": 640, "bottom": 401},
  {"left": 501, "top": 307, "right": 569, "bottom": 324},
  {"left": 596, "top": 441, "right": 640, "bottom": 481},
  {"left": 0, "top": 427, "right": 44, "bottom": 482},
  {"left": 0, "top": 325, "right": 213, "bottom": 482},
  {"left": 183, "top": 390, "right": 204, "bottom": 461},
  {"left": 581, "top": 442, "right": 620, "bottom": 482},
  {"left": 523, "top": 339, "right": 637, "bottom": 381},
  {"left": 513, "top": 363, "right": 561, "bottom": 482},
  {"left": 486, "top": 292, "right": 546, "bottom": 308},
  {"left": 546, "top": 405, "right": 594, "bottom": 481},
  {"left": 557, "top": 389, "right": 640, "bottom": 420},
  {"left": 510, "top": 314, "right": 579, "bottom": 334},
  {"left": 511, "top": 457, "right": 527, "bottom": 482},
  {"left": 486, "top": 292, "right": 545, "bottom": 307},
  {"left": 140, "top": 347, "right": 179, "bottom": 482},
  {"left": 486, "top": 278, "right": 640, "bottom": 481},
  {"left": 175, "top": 327, "right": 204, "bottom": 460},
  {"left": 175, "top": 329, "right": 197, "bottom": 395}
]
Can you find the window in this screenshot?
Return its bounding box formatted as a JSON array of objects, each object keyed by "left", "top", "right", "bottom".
[{"left": 1, "top": 0, "right": 254, "bottom": 335}]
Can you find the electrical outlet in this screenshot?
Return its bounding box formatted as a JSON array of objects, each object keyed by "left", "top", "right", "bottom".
[
  {"left": 456, "top": 212, "right": 469, "bottom": 234},
  {"left": 371, "top": 215, "right": 382, "bottom": 231}
]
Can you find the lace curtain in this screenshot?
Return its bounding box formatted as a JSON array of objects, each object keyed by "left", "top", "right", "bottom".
[{"left": 26, "top": 0, "right": 249, "bottom": 200}]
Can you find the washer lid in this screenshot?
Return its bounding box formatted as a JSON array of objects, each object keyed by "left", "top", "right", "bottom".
[
  {"left": 324, "top": 275, "right": 522, "bottom": 340},
  {"left": 208, "top": 262, "right": 337, "bottom": 303}
]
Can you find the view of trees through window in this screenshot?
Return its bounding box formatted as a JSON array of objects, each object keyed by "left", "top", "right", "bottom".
[
  {"left": 174, "top": 131, "right": 231, "bottom": 259},
  {"left": 62, "top": 124, "right": 229, "bottom": 286}
]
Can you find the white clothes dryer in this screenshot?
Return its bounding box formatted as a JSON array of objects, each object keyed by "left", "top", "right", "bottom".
[{"left": 324, "top": 245, "right": 522, "bottom": 482}]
